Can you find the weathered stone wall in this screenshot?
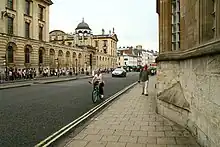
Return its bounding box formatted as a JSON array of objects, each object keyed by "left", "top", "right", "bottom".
[{"left": 156, "top": 52, "right": 220, "bottom": 147}]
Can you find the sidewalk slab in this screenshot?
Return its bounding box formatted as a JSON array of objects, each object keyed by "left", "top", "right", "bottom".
[{"left": 63, "top": 76, "right": 200, "bottom": 147}]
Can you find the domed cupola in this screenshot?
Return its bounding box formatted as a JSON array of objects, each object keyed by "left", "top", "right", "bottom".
[{"left": 76, "top": 18, "right": 91, "bottom": 30}]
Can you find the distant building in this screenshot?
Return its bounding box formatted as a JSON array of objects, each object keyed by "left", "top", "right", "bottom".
[{"left": 116, "top": 45, "right": 158, "bottom": 67}]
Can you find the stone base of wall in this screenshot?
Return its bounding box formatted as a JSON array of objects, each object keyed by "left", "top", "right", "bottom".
[{"left": 156, "top": 53, "right": 220, "bottom": 147}]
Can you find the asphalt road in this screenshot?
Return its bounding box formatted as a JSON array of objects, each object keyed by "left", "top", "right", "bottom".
[{"left": 0, "top": 72, "right": 139, "bottom": 147}]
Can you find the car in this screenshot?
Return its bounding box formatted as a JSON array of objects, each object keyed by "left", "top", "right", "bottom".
[{"left": 112, "top": 68, "right": 127, "bottom": 77}]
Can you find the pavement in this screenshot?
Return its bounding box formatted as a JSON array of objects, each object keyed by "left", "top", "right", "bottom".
[
  {"left": 0, "top": 72, "right": 139, "bottom": 147},
  {"left": 62, "top": 76, "right": 200, "bottom": 147},
  {"left": 0, "top": 75, "right": 93, "bottom": 90}
]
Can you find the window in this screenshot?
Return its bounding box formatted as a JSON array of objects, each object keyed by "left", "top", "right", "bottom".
[
  {"left": 103, "top": 40, "right": 107, "bottom": 47},
  {"left": 39, "top": 50, "right": 43, "bottom": 64},
  {"left": 95, "top": 41, "right": 98, "bottom": 47},
  {"left": 8, "top": 17, "right": 13, "bottom": 35},
  {"left": 39, "top": 6, "right": 44, "bottom": 20},
  {"left": 39, "top": 26, "right": 43, "bottom": 40},
  {"left": 7, "top": 0, "right": 13, "bottom": 9},
  {"left": 25, "top": 0, "right": 30, "bottom": 15},
  {"left": 25, "top": 22, "right": 30, "bottom": 38},
  {"left": 7, "top": 45, "right": 14, "bottom": 63},
  {"left": 171, "top": 0, "right": 180, "bottom": 51},
  {"left": 25, "top": 48, "right": 30, "bottom": 63}
]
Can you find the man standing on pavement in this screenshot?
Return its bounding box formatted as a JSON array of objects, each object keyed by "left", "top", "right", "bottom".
[{"left": 138, "top": 64, "right": 149, "bottom": 96}]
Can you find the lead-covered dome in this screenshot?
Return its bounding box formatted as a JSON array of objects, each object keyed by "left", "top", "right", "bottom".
[{"left": 76, "top": 18, "right": 91, "bottom": 30}]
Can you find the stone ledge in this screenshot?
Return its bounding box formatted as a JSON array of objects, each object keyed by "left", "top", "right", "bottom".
[{"left": 156, "top": 39, "right": 220, "bottom": 62}]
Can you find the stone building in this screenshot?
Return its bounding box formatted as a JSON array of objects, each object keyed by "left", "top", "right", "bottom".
[
  {"left": 49, "top": 19, "right": 118, "bottom": 73},
  {"left": 156, "top": 0, "right": 220, "bottom": 147},
  {"left": 0, "top": 0, "right": 118, "bottom": 75}
]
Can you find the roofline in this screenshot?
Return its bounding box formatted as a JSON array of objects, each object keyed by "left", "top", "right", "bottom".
[{"left": 49, "top": 30, "right": 66, "bottom": 34}]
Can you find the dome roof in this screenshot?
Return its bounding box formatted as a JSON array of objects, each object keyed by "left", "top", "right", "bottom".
[{"left": 76, "top": 18, "right": 91, "bottom": 30}]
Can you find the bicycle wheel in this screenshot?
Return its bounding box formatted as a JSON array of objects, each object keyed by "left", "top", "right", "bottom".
[{"left": 92, "top": 89, "right": 98, "bottom": 103}]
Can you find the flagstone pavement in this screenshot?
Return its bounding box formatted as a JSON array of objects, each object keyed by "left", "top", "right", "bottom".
[{"left": 63, "top": 76, "right": 200, "bottom": 147}]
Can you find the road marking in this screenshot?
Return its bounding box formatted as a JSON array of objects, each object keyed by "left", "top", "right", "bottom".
[{"left": 35, "top": 81, "right": 138, "bottom": 147}]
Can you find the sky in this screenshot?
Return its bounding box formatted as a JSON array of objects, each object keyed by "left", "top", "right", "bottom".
[{"left": 49, "top": 0, "right": 159, "bottom": 51}]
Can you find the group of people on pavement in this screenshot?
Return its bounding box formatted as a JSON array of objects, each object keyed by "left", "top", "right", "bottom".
[{"left": 1, "top": 68, "right": 37, "bottom": 82}]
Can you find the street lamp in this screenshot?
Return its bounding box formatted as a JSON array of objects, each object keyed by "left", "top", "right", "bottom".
[
  {"left": 2, "top": 54, "right": 8, "bottom": 81},
  {"left": 55, "top": 58, "right": 59, "bottom": 77},
  {"left": 75, "top": 58, "right": 78, "bottom": 76}
]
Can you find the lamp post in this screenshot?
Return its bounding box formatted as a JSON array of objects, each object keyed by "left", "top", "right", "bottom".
[
  {"left": 75, "top": 58, "right": 78, "bottom": 76},
  {"left": 2, "top": 54, "right": 8, "bottom": 81},
  {"left": 55, "top": 58, "right": 59, "bottom": 77}
]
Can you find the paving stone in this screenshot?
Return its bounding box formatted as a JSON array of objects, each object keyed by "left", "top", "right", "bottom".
[
  {"left": 146, "top": 145, "right": 166, "bottom": 147},
  {"left": 175, "top": 137, "right": 197, "bottom": 145},
  {"left": 148, "top": 132, "right": 165, "bottom": 137},
  {"left": 140, "top": 126, "right": 156, "bottom": 131},
  {"left": 85, "top": 141, "right": 107, "bottom": 147},
  {"left": 84, "top": 135, "right": 103, "bottom": 141},
  {"left": 126, "top": 143, "right": 146, "bottom": 147},
  {"left": 135, "top": 121, "right": 149, "bottom": 126},
  {"left": 156, "top": 126, "right": 173, "bottom": 131},
  {"left": 130, "top": 130, "right": 148, "bottom": 137},
  {"left": 105, "top": 142, "right": 126, "bottom": 147},
  {"left": 66, "top": 140, "right": 88, "bottom": 147},
  {"left": 167, "top": 145, "right": 188, "bottom": 147},
  {"left": 157, "top": 137, "right": 176, "bottom": 144},
  {"left": 165, "top": 131, "right": 184, "bottom": 137},
  {"left": 74, "top": 133, "right": 87, "bottom": 140},
  {"left": 149, "top": 122, "right": 164, "bottom": 126},
  {"left": 83, "top": 128, "right": 100, "bottom": 135},
  {"left": 110, "top": 124, "right": 125, "bottom": 130},
  {"left": 137, "top": 136, "right": 157, "bottom": 144},
  {"left": 100, "top": 135, "right": 120, "bottom": 142},
  {"left": 114, "top": 130, "right": 131, "bottom": 136},
  {"left": 124, "top": 125, "right": 141, "bottom": 131},
  {"left": 118, "top": 136, "right": 138, "bottom": 143},
  {"left": 98, "top": 129, "right": 115, "bottom": 135}
]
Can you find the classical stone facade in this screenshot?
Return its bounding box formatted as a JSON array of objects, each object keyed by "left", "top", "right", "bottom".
[
  {"left": 0, "top": 0, "right": 118, "bottom": 75},
  {"left": 157, "top": 0, "right": 220, "bottom": 147},
  {"left": 49, "top": 20, "right": 118, "bottom": 72}
]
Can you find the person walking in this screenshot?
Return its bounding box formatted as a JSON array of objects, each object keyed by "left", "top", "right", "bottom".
[{"left": 138, "top": 64, "right": 149, "bottom": 96}]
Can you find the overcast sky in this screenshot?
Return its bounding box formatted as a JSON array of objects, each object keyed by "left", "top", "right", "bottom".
[{"left": 49, "top": 0, "right": 158, "bottom": 51}]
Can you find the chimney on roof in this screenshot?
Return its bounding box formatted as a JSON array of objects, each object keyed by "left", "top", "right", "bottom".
[
  {"left": 102, "top": 29, "right": 105, "bottom": 35},
  {"left": 109, "top": 30, "right": 111, "bottom": 35}
]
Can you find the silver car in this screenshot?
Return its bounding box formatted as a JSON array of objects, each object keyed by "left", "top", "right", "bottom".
[{"left": 112, "top": 68, "right": 127, "bottom": 77}]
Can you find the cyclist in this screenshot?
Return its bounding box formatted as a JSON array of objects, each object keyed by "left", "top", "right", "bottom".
[{"left": 91, "top": 70, "right": 104, "bottom": 98}]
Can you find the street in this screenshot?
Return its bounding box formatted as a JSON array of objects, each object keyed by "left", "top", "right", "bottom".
[{"left": 0, "top": 72, "right": 139, "bottom": 147}]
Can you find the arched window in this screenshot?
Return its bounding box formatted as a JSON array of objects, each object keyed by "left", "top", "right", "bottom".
[
  {"left": 39, "top": 49, "right": 43, "bottom": 64},
  {"left": 25, "top": 47, "right": 30, "bottom": 63},
  {"left": 7, "top": 45, "right": 13, "bottom": 63}
]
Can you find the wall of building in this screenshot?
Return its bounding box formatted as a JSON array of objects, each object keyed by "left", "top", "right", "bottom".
[
  {"left": 157, "top": 47, "right": 220, "bottom": 147},
  {"left": 157, "top": 0, "right": 220, "bottom": 146}
]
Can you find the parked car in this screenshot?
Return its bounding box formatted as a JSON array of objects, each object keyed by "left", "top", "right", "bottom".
[{"left": 112, "top": 68, "right": 127, "bottom": 77}]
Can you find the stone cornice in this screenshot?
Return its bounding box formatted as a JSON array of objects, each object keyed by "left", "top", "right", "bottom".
[{"left": 156, "top": 39, "right": 220, "bottom": 62}]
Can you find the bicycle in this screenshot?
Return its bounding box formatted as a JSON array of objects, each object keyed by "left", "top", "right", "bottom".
[{"left": 89, "top": 81, "right": 102, "bottom": 103}]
